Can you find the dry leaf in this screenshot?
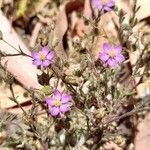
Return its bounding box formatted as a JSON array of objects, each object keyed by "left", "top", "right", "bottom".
[
  {"left": 50, "top": 0, "right": 84, "bottom": 59},
  {"left": 135, "top": 113, "right": 150, "bottom": 150},
  {"left": 0, "top": 10, "right": 41, "bottom": 90},
  {"left": 136, "top": 81, "right": 150, "bottom": 98},
  {"left": 49, "top": 8, "right": 68, "bottom": 59}
]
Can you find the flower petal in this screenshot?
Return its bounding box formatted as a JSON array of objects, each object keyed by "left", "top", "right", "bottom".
[
  {"left": 46, "top": 51, "right": 55, "bottom": 60},
  {"left": 32, "top": 59, "right": 42, "bottom": 66},
  {"left": 46, "top": 98, "right": 54, "bottom": 106},
  {"left": 42, "top": 46, "right": 49, "bottom": 55},
  {"left": 104, "top": 6, "right": 112, "bottom": 12},
  {"left": 114, "top": 45, "right": 122, "bottom": 54},
  {"left": 115, "top": 54, "right": 125, "bottom": 63},
  {"left": 31, "top": 52, "right": 40, "bottom": 59},
  {"left": 54, "top": 90, "right": 62, "bottom": 100},
  {"left": 103, "top": 43, "right": 111, "bottom": 53},
  {"left": 107, "top": 58, "right": 117, "bottom": 68},
  {"left": 60, "top": 104, "right": 69, "bottom": 113},
  {"left": 61, "top": 95, "right": 72, "bottom": 103},
  {"left": 106, "top": 1, "right": 115, "bottom": 7},
  {"left": 50, "top": 107, "right": 60, "bottom": 116},
  {"left": 99, "top": 53, "right": 109, "bottom": 62},
  {"left": 92, "top": 0, "right": 102, "bottom": 9},
  {"left": 42, "top": 60, "right": 51, "bottom": 67}
]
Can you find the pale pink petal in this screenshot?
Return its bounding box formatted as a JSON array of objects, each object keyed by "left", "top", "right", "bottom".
[
  {"left": 46, "top": 51, "right": 55, "bottom": 60},
  {"left": 106, "top": 1, "right": 115, "bottom": 7},
  {"left": 115, "top": 54, "right": 125, "bottom": 63},
  {"left": 103, "top": 43, "right": 111, "bottom": 53},
  {"left": 50, "top": 107, "right": 60, "bottom": 116},
  {"left": 107, "top": 58, "right": 117, "bottom": 68},
  {"left": 54, "top": 90, "right": 62, "bottom": 100},
  {"left": 114, "top": 45, "right": 122, "bottom": 54},
  {"left": 31, "top": 52, "right": 40, "bottom": 59},
  {"left": 42, "top": 60, "right": 51, "bottom": 67},
  {"left": 61, "top": 95, "right": 72, "bottom": 103},
  {"left": 46, "top": 98, "right": 54, "bottom": 106},
  {"left": 60, "top": 104, "right": 69, "bottom": 113},
  {"left": 99, "top": 53, "right": 109, "bottom": 62},
  {"left": 42, "top": 46, "right": 49, "bottom": 55},
  {"left": 92, "top": 0, "right": 102, "bottom": 9},
  {"left": 32, "top": 59, "right": 42, "bottom": 66},
  {"left": 104, "top": 6, "right": 112, "bottom": 12}
]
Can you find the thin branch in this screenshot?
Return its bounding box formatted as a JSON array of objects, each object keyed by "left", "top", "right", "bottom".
[
  {"left": 104, "top": 96, "right": 150, "bottom": 125},
  {"left": 9, "top": 83, "right": 28, "bottom": 115},
  {"left": 1, "top": 39, "right": 32, "bottom": 58},
  {"left": 51, "top": 64, "right": 77, "bottom": 94}
]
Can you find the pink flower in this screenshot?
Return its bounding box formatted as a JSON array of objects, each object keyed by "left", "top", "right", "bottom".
[
  {"left": 99, "top": 43, "right": 125, "bottom": 68},
  {"left": 46, "top": 90, "right": 72, "bottom": 116},
  {"left": 92, "top": 0, "right": 115, "bottom": 12},
  {"left": 31, "top": 46, "right": 55, "bottom": 68}
]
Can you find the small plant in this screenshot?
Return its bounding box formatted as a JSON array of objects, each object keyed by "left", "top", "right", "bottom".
[{"left": 0, "top": 0, "right": 149, "bottom": 149}]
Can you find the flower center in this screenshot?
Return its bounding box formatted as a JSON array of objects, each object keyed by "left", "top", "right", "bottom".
[
  {"left": 101, "top": 0, "right": 109, "bottom": 5},
  {"left": 53, "top": 99, "right": 62, "bottom": 107},
  {"left": 39, "top": 52, "right": 46, "bottom": 60},
  {"left": 108, "top": 49, "right": 116, "bottom": 58}
]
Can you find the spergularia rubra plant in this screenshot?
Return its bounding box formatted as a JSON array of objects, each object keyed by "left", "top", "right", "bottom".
[
  {"left": 0, "top": 0, "right": 147, "bottom": 149},
  {"left": 92, "top": 0, "right": 115, "bottom": 12},
  {"left": 31, "top": 46, "right": 55, "bottom": 68},
  {"left": 99, "top": 43, "right": 125, "bottom": 68},
  {"left": 46, "top": 90, "right": 72, "bottom": 116}
]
